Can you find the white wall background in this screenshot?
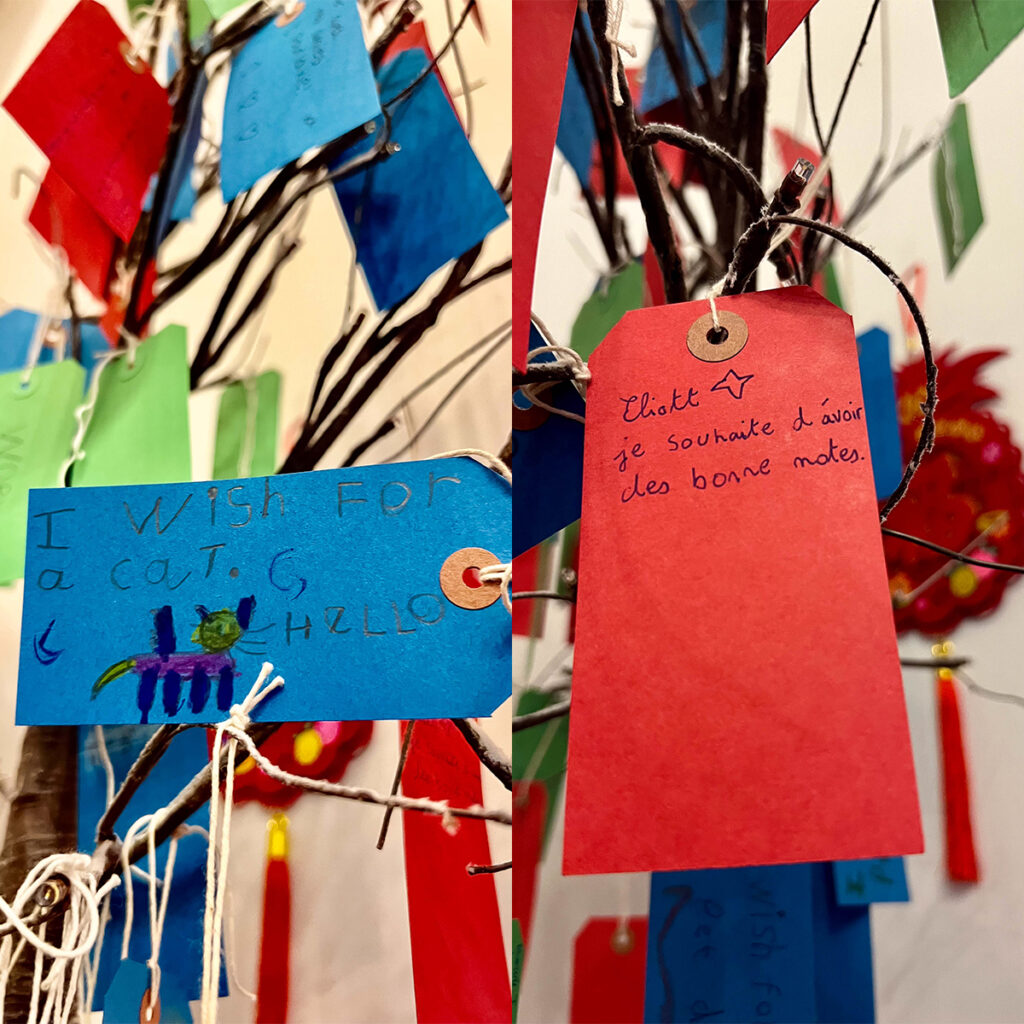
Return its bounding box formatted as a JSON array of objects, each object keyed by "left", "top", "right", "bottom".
[
  {"left": 521, "top": 1, "right": 1024, "bottom": 1022},
  {"left": 0, "top": 2, "right": 510, "bottom": 1021}
]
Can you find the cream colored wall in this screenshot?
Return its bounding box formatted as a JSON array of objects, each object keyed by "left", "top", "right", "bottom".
[{"left": 0, "top": 3, "right": 510, "bottom": 1021}]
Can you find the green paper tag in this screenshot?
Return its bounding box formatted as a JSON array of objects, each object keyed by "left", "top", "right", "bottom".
[
  {"left": 212, "top": 371, "right": 280, "bottom": 479},
  {"left": 933, "top": 102, "right": 984, "bottom": 274},
  {"left": 512, "top": 688, "right": 570, "bottom": 853},
  {"left": 511, "top": 918, "right": 524, "bottom": 1023},
  {"left": 823, "top": 262, "right": 844, "bottom": 310},
  {"left": 570, "top": 262, "right": 645, "bottom": 360},
  {"left": 72, "top": 325, "right": 192, "bottom": 488},
  {"left": 0, "top": 362, "right": 84, "bottom": 585},
  {"left": 933, "top": 0, "right": 1024, "bottom": 97}
]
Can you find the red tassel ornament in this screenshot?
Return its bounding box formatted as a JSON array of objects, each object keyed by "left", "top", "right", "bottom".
[
  {"left": 934, "top": 642, "right": 980, "bottom": 883},
  {"left": 256, "top": 813, "right": 292, "bottom": 1023}
]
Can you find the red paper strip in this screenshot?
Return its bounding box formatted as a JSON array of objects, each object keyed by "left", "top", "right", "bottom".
[
  {"left": 570, "top": 918, "right": 648, "bottom": 1024},
  {"left": 590, "top": 70, "right": 685, "bottom": 200},
  {"left": 512, "top": 546, "right": 542, "bottom": 637},
  {"left": 29, "top": 168, "right": 118, "bottom": 299},
  {"left": 937, "top": 675, "right": 980, "bottom": 883},
  {"left": 511, "top": 0, "right": 577, "bottom": 372},
  {"left": 511, "top": 781, "right": 547, "bottom": 952},
  {"left": 3, "top": 0, "right": 171, "bottom": 241},
  {"left": 256, "top": 814, "right": 291, "bottom": 1024},
  {"left": 564, "top": 288, "right": 922, "bottom": 875},
  {"left": 643, "top": 243, "right": 666, "bottom": 308},
  {"left": 401, "top": 720, "right": 511, "bottom": 1023},
  {"left": 766, "top": 0, "right": 821, "bottom": 62},
  {"left": 383, "top": 22, "right": 460, "bottom": 118}
]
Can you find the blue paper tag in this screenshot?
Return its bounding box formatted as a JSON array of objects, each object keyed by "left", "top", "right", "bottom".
[
  {"left": 79, "top": 726, "right": 220, "bottom": 1009},
  {"left": 509, "top": 326, "right": 584, "bottom": 557},
  {"left": 557, "top": 43, "right": 596, "bottom": 188},
  {"left": 332, "top": 48, "right": 508, "bottom": 311},
  {"left": 641, "top": 0, "right": 728, "bottom": 114},
  {"left": 856, "top": 327, "right": 903, "bottom": 499},
  {"left": 18, "top": 457, "right": 510, "bottom": 724},
  {"left": 810, "top": 863, "right": 875, "bottom": 1023},
  {"left": 831, "top": 856, "right": 909, "bottom": 905},
  {"left": 103, "top": 959, "right": 191, "bottom": 1023},
  {"left": 645, "top": 865, "right": 818, "bottom": 1024},
  {"left": 220, "top": 0, "right": 381, "bottom": 200},
  {"left": 0, "top": 310, "right": 109, "bottom": 386}
]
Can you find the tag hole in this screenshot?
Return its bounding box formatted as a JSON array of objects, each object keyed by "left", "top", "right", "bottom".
[
  {"left": 706, "top": 325, "right": 729, "bottom": 345},
  {"left": 462, "top": 566, "right": 482, "bottom": 589}
]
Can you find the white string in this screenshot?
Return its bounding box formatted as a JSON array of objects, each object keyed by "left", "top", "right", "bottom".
[
  {"left": 522, "top": 341, "right": 591, "bottom": 425},
  {"left": 57, "top": 349, "right": 122, "bottom": 485},
  {"left": 605, "top": 0, "right": 637, "bottom": 105},
  {"left": 706, "top": 278, "right": 725, "bottom": 329},
  {"left": 0, "top": 855, "right": 120, "bottom": 1021},
  {"left": 93, "top": 727, "right": 116, "bottom": 811},
  {"left": 432, "top": 448, "right": 512, "bottom": 485},
  {"left": 478, "top": 563, "right": 512, "bottom": 614},
  {"left": 202, "top": 663, "right": 284, "bottom": 1024}
]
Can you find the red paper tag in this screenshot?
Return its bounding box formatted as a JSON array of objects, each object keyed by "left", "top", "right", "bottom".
[
  {"left": 29, "top": 168, "right": 118, "bottom": 299},
  {"left": 511, "top": 0, "right": 577, "bottom": 372},
  {"left": 570, "top": 918, "right": 648, "bottom": 1024},
  {"left": 511, "top": 780, "right": 547, "bottom": 951},
  {"left": 4, "top": 0, "right": 171, "bottom": 241},
  {"left": 767, "top": 0, "right": 821, "bottom": 62},
  {"left": 401, "top": 721, "right": 511, "bottom": 1023},
  {"left": 564, "top": 287, "right": 922, "bottom": 875}
]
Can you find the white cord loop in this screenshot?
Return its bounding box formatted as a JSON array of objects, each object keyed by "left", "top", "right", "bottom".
[
  {"left": 605, "top": 0, "right": 637, "bottom": 105},
  {"left": 478, "top": 562, "right": 512, "bottom": 614},
  {"left": 0, "top": 854, "right": 121, "bottom": 1024},
  {"left": 201, "top": 663, "right": 284, "bottom": 1024}
]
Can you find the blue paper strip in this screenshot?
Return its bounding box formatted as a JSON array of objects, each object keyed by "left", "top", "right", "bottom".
[
  {"left": 509, "top": 326, "right": 584, "bottom": 557},
  {"left": 332, "top": 48, "right": 508, "bottom": 311},
  {"left": 831, "top": 857, "right": 909, "bottom": 905},
  {"left": 810, "top": 862, "right": 875, "bottom": 1023},
  {"left": 102, "top": 959, "right": 191, "bottom": 1022},
  {"left": 18, "top": 457, "right": 510, "bottom": 724},
  {"left": 221, "top": 0, "right": 381, "bottom": 200},
  {"left": 79, "top": 726, "right": 221, "bottom": 1009},
  {"left": 557, "top": 47, "right": 596, "bottom": 188},
  {"left": 645, "top": 865, "right": 818, "bottom": 1024},
  {"left": 856, "top": 327, "right": 903, "bottom": 499},
  {"left": 641, "top": 0, "right": 728, "bottom": 114}
]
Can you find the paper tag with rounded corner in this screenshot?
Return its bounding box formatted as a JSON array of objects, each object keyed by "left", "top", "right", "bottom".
[
  {"left": 19, "top": 457, "right": 509, "bottom": 724},
  {"left": 564, "top": 287, "right": 922, "bottom": 875}
]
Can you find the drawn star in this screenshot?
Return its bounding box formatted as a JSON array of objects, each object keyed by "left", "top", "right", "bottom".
[{"left": 710, "top": 368, "right": 755, "bottom": 400}]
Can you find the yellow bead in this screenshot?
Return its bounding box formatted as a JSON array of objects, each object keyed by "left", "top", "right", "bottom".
[
  {"left": 949, "top": 565, "right": 978, "bottom": 598},
  {"left": 293, "top": 726, "right": 323, "bottom": 766}
]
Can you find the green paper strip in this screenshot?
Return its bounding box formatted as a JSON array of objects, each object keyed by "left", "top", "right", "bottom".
[
  {"left": 72, "top": 325, "right": 192, "bottom": 488},
  {"left": 570, "top": 261, "right": 645, "bottom": 361},
  {"left": 513, "top": 688, "right": 570, "bottom": 853},
  {"left": 0, "top": 362, "right": 84, "bottom": 585},
  {"left": 511, "top": 918, "right": 524, "bottom": 1023},
  {"left": 933, "top": 102, "right": 984, "bottom": 274},
  {"left": 212, "top": 371, "right": 281, "bottom": 479},
  {"left": 823, "top": 262, "right": 844, "bottom": 311},
  {"left": 933, "top": 0, "right": 1024, "bottom": 97}
]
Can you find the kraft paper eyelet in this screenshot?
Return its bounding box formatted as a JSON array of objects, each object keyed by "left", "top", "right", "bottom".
[
  {"left": 686, "top": 310, "right": 749, "bottom": 363},
  {"left": 118, "top": 40, "right": 146, "bottom": 74},
  {"left": 276, "top": 1, "right": 305, "bottom": 27},
  {"left": 512, "top": 394, "right": 549, "bottom": 431},
  {"left": 139, "top": 989, "right": 160, "bottom": 1024},
  {"left": 439, "top": 547, "right": 501, "bottom": 610}
]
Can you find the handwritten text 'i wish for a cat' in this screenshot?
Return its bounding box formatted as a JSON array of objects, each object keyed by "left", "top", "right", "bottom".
[{"left": 611, "top": 369, "right": 865, "bottom": 503}]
